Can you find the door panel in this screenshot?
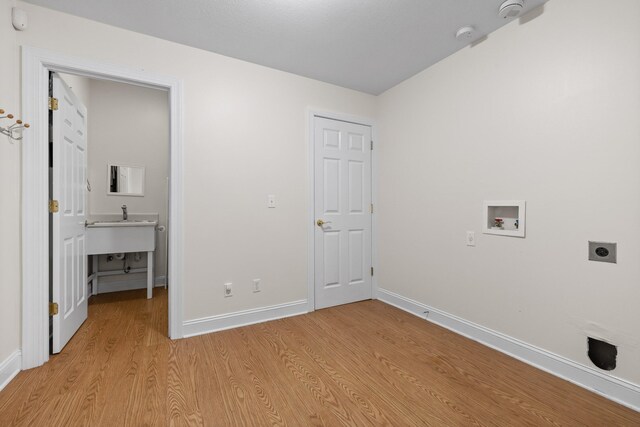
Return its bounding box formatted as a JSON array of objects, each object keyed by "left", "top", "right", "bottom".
[
  {"left": 348, "top": 132, "right": 364, "bottom": 152},
  {"left": 77, "top": 235, "right": 86, "bottom": 306},
  {"left": 324, "top": 158, "right": 340, "bottom": 213},
  {"left": 314, "top": 117, "right": 372, "bottom": 309},
  {"left": 348, "top": 230, "right": 364, "bottom": 284},
  {"left": 323, "top": 231, "right": 341, "bottom": 287},
  {"left": 348, "top": 160, "right": 364, "bottom": 213},
  {"left": 52, "top": 73, "right": 88, "bottom": 353}
]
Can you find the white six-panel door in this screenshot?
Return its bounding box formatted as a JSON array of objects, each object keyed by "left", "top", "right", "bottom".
[
  {"left": 51, "top": 73, "right": 88, "bottom": 353},
  {"left": 314, "top": 117, "right": 372, "bottom": 309}
]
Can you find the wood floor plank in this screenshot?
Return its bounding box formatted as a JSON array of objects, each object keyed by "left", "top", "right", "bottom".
[
  {"left": 276, "top": 322, "right": 395, "bottom": 425},
  {"left": 321, "top": 304, "right": 543, "bottom": 423},
  {"left": 277, "top": 317, "right": 420, "bottom": 426},
  {"left": 260, "top": 321, "right": 373, "bottom": 426},
  {"left": 351, "top": 301, "right": 636, "bottom": 425},
  {"left": 235, "top": 324, "right": 336, "bottom": 426},
  {"left": 301, "top": 308, "right": 493, "bottom": 426},
  {"left": 167, "top": 338, "right": 205, "bottom": 426},
  {"left": 1, "top": 290, "right": 638, "bottom": 426}
]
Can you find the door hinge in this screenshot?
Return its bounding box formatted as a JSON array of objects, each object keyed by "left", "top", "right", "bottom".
[
  {"left": 49, "top": 302, "right": 59, "bottom": 316},
  {"left": 370, "top": 203, "right": 374, "bottom": 214},
  {"left": 371, "top": 140, "right": 373, "bottom": 150},
  {"left": 371, "top": 267, "right": 374, "bottom": 276},
  {"left": 49, "top": 199, "right": 59, "bottom": 213},
  {"left": 48, "top": 97, "right": 59, "bottom": 111}
]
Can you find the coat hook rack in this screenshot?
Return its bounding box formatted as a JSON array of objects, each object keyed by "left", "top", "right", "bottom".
[{"left": 0, "top": 108, "right": 30, "bottom": 141}]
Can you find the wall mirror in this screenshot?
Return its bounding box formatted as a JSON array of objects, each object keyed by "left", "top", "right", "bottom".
[{"left": 107, "top": 164, "right": 145, "bottom": 196}]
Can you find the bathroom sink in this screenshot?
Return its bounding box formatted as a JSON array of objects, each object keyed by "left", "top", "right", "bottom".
[
  {"left": 87, "top": 219, "right": 157, "bottom": 228},
  {"left": 86, "top": 217, "right": 158, "bottom": 299},
  {"left": 86, "top": 220, "right": 157, "bottom": 254}
]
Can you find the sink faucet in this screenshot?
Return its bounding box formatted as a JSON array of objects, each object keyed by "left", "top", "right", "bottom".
[{"left": 121, "top": 204, "right": 128, "bottom": 221}]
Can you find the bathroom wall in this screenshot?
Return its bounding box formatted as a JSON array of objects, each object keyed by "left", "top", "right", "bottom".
[
  {"left": 85, "top": 79, "right": 169, "bottom": 287},
  {"left": 0, "top": 0, "right": 377, "bottom": 366},
  {"left": 377, "top": 0, "right": 640, "bottom": 386}
]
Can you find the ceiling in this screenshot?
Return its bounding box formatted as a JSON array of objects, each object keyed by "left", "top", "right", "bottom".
[{"left": 24, "top": 0, "right": 546, "bottom": 95}]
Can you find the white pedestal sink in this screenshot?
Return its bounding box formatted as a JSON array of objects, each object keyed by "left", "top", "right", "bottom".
[{"left": 86, "top": 220, "right": 157, "bottom": 299}]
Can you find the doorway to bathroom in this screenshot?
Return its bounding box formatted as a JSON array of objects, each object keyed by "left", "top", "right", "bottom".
[
  {"left": 22, "top": 47, "right": 184, "bottom": 369},
  {"left": 48, "top": 71, "right": 171, "bottom": 354}
]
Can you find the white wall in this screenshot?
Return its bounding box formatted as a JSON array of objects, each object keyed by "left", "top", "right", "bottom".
[
  {"left": 0, "top": 0, "right": 376, "bottom": 363},
  {"left": 0, "top": 0, "right": 21, "bottom": 366},
  {"left": 86, "top": 79, "right": 169, "bottom": 284},
  {"left": 377, "top": 0, "right": 640, "bottom": 386}
]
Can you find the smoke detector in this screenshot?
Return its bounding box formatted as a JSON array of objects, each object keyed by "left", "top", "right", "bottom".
[
  {"left": 498, "top": 0, "right": 524, "bottom": 19},
  {"left": 455, "top": 26, "right": 475, "bottom": 41}
]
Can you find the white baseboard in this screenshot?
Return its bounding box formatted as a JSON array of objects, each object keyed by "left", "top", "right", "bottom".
[
  {"left": 183, "top": 299, "right": 308, "bottom": 338},
  {"left": 377, "top": 288, "right": 640, "bottom": 412},
  {"left": 0, "top": 350, "right": 22, "bottom": 392},
  {"left": 96, "top": 276, "right": 166, "bottom": 294}
]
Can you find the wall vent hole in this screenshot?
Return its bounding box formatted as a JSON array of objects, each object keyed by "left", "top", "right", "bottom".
[{"left": 587, "top": 337, "right": 617, "bottom": 371}]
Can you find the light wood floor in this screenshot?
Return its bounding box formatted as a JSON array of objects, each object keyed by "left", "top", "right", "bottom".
[{"left": 0, "top": 290, "right": 638, "bottom": 426}]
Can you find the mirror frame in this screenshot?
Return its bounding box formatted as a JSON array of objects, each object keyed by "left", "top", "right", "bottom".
[{"left": 106, "top": 163, "right": 145, "bottom": 197}]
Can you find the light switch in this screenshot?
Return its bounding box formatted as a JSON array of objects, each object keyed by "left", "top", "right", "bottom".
[
  {"left": 267, "top": 195, "right": 276, "bottom": 208},
  {"left": 466, "top": 231, "right": 476, "bottom": 247}
]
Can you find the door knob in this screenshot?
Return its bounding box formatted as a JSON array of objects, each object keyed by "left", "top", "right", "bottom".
[{"left": 317, "top": 219, "right": 325, "bottom": 227}]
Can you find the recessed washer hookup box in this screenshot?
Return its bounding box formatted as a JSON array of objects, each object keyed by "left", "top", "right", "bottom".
[{"left": 588, "top": 241, "right": 617, "bottom": 264}]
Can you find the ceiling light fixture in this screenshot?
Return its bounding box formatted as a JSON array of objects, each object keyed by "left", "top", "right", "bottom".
[{"left": 498, "top": 0, "right": 525, "bottom": 19}]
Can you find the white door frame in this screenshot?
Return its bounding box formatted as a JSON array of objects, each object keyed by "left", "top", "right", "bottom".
[
  {"left": 306, "top": 109, "right": 377, "bottom": 312},
  {"left": 21, "top": 46, "right": 184, "bottom": 369}
]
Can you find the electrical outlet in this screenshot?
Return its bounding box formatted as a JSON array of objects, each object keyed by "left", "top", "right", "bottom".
[
  {"left": 466, "top": 231, "right": 476, "bottom": 247},
  {"left": 224, "top": 282, "right": 233, "bottom": 297},
  {"left": 253, "top": 279, "right": 261, "bottom": 293}
]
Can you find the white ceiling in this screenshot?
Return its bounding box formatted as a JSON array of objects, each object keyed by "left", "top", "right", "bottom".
[{"left": 24, "top": 0, "right": 546, "bottom": 95}]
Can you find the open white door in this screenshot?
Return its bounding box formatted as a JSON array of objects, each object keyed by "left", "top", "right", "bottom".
[
  {"left": 314, "top": 116, "right": 372, "bottom": 309},
  {"left": 51, "top": 73, "right": 88, "bottom": 353}
]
